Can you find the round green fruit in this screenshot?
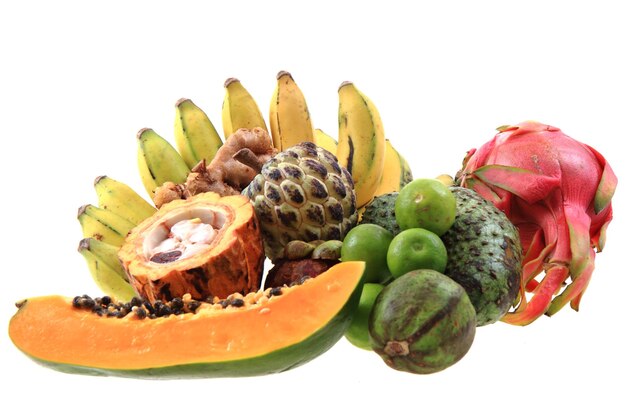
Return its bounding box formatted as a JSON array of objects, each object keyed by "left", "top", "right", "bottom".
[
  {"left": 341, "top": 224, "right": 393, "bottom": 284},
  {"left": 386, "top": 228, "right": 447, "bottom": 278},
  {"left": 345, "top": 283, "right": 385, "bottom": 350},
  {"left": 369, "top": 269, "right": 477, "bottom": 375},
  {"left": 394, "top": 178, "right": 456, "bottom": 236}
]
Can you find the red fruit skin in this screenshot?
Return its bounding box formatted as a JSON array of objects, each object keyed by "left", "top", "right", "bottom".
[{"left": 457, "top": 121, "right": 617, "bottom": 325}]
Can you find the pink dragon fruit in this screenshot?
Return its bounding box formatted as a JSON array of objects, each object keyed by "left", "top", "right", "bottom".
[{"left": 456, "top": 121, "right": 617, "bottom": 325}]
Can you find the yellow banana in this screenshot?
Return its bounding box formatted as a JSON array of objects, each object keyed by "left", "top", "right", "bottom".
[
  {"left": 78, "top": 237, "right": 126, "bottom": 277},
  {"left": 374, "top": 139, "right": 414, "bottom": 196},
  {"left": 174, "top": 98, "right": 222, "bottom": 169},
  {"left": 399, "top": 152, "right": 414, "bottom": 187},
  {"left": 77, "top": 204, "right": 136, "bottom": 246},
  {"left": 269, "top": 71, "right": 315, "bottom": 151},
  {"left": 137, "top": 128, "right": 190, "bottom": 200},
  {"left": 314, "top": 128, "right": 338, "bottom": 155},
  {"left": 336, "top": 81, "right": 386, "bottom": 208},
  {"left": 78, "top": 238, "right": 136, "bottom": 302},
  {"left": 436, "top": 174, "right": 454, "bottom": 187},
  {"left": 94, "top": 175, "right": 156, "bottom": 225},
  {"left": 221, "top": 77, "right": 268, "bottom": 138}
]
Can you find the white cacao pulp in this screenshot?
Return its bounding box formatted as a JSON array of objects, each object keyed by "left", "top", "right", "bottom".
[{"left": 143, "top": 207, "right": 227, "bottom": 263}]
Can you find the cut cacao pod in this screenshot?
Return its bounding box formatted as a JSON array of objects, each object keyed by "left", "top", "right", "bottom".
[{"left": 118, "top": 192, "right": 264, "bottom": 303}]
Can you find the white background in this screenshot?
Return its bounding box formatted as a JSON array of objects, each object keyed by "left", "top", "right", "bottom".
[{"left": 1, "top": 1, "right": 624, "bottom": 415}]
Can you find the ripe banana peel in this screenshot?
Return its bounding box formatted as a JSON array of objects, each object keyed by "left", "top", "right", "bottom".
[
  {"left": 374, "top": 139, "right": 413, "bottom": 196},
  {"left": 77, "top": 204, "right": 136, "bottom": 247},
  {"left": 436, "top": 174, "right": 454, "bottom": 187},
  {"left": 174, "top": 98, "right": 222, "bottom": 169},
  {"left": 314, "top": 128, "right": 338, "bottom": 155},
  {"left": 269, "top": 71, "right": 315, "bottom": 151},
  {"left": 336, "top": 81, "right": 386, "bottom": 208},
  {"left": 94, "top": 176, "right": 156, "bottom": 225},
  {"left": 136, "top": 128, "right": 190, "bottom": 201},
  {"left": 78, "top": 238, "right": 137, "bottom": 302},
  {"left": 74, "top": 73, "right": 410, "bottom": 302},
  {"left": 222, "top": 78, "right": 268, "bottom": 139}
]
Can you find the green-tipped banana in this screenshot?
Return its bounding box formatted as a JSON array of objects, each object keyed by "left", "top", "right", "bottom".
[
  {"left": 94, "top": 176, "right": 156, "bottom": 225},
  {"left": 269, "top": 71, "right": 315, "bottom": 151},
  {"left": 174, "top": 98, "right": 222, "bottom": 169},
  {"left": 77, "top": 204, "right": 136, "bottom": 246},
  {"left": 78, "top": 237, "right": 126, "bottom": 278},
  {"left": 398, "top": 151, "right": 413, "bottom": 188},
  {"left": 78, "top": 238, "right": 136, "bottom": 302},
  {"left": 314, "top": 128, "right": 338, "bottom": 155},
  {"left": 221, "top": 78, "right": 268, "bottom": 139},
  {"left": 337, "top": 81, "right": 386, "bottom": 209},
  {"left": 137, "top": 128, "right": 190, "bottom": 200},
  {"left": 374, "top": 139, "right": 413, "bottom": 196}
]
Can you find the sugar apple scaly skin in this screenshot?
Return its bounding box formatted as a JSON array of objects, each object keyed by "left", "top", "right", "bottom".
[
  {"left": 243, "top": 142, "right": 358, "bottom": 261},
  {"left": 359, "top": 192, "right": 401, "bottom": 236}
]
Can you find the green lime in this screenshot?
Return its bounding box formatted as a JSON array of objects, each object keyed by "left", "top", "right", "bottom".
[
  {"left": 341, "top": 224, "right": 393, "bottom": 284},
  {"left": 395, "top": 178, "right": 456, "bottom": 236},
  {"left": 386, "top": 228, "right": 448, "bottom": 278},
  {"left": 345, "top": 283, "right": 385, "bottom": 350}
]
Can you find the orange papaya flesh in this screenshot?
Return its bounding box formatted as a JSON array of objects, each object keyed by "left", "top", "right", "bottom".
[
  {"left": 8, "top": 261, "right": 365, "bottom": 379},
  {"left": 118, "top": 192, "right": 264, "bottom": 303}
]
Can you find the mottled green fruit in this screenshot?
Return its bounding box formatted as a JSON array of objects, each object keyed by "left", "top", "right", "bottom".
[
  {"left": 369, "top": 269, "right": 476, "bottom": 374},
  {"left": 345, "top": 283, "right": 385, "bottom": 350},
  {"left": 440, "top": 187, "right": 522, "bottom": 326},
  {"left": 360, "top": 192, "right": 401, "bottom": 236}
]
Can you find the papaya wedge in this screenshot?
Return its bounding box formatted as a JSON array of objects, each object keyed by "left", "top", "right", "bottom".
[{"left": 8, "top": 262, "right": 365, "bottom": 379}]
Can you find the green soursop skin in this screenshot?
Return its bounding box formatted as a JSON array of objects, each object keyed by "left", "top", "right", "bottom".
[
  {"left": 369, "top": 269, "right": 477, "bottom": 374},
  {"left": 243, "top": 142, "right": 357, "bottom": 261},
  {"left": 359, "top": 192, "right": 401, "bottom": 236},
  {"left": 440, "top": 187, "right": 522, "bottom": 326}
]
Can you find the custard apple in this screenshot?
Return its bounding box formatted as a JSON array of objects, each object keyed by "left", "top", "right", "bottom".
[{"left": 242, "top": 142, "right": 357, "bottom": 261}]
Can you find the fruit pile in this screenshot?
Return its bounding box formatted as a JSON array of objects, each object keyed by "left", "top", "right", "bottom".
[
  {"left": 8, "top": 72, "right": 617, "bottom": 379},
  {"left": 342, "top": 178, "right": 522, "bottom": 373}
]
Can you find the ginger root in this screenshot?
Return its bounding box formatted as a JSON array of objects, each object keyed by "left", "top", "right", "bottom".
[{"left": 154, "top": 128, "right": 277, "bottom": 208}]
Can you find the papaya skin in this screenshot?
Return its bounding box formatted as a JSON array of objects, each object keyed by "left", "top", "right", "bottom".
[{"left": 8, "top": 262, "right": 365, "bottom": 379}]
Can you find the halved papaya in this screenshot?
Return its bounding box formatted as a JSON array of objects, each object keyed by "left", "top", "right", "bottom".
[{"left": 8, "top": 261, "right": 365, "bottom": 379}]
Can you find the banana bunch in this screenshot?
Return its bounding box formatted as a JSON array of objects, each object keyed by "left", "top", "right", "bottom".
[
  {"left": 266, "top": 73, "right": 411, "bottom": 207},
  {"left": 75, "top": 72, "right": 414, "bottom": 300},
  {"left": 78, "top": 94, "right": 231, "bottom": 300},
  {"left": 77, "top": 176, "right": 156, "bottom": 301}
]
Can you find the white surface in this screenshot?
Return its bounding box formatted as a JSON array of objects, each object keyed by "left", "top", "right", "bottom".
[{"left": 1, "top": 1, "right": 624, "bottom": 416}]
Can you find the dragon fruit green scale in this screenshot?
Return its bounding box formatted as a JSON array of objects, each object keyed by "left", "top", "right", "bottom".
[{"left": 243, "top": 142, "right": 358, "bottom": 261}]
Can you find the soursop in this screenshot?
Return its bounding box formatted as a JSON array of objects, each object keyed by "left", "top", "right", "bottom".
[
  {"left": 440, "top": 187, "right": 522, "bottom": 326},
  {"left": 360, "top": 192, "right": 401, "bottom": 236}
]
